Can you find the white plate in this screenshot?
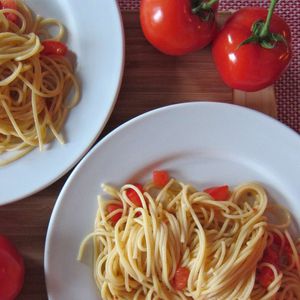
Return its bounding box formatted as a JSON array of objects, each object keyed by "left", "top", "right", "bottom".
[
  {"left": 45, "top": 102, "right": 300, "bottom": 300},
  {"left": 0, "top": 0, "right": 124, "bottom": 205}
]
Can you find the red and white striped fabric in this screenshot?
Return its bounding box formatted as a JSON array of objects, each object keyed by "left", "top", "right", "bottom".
[{"left": 118, "top": 0, "right": 300, "bottom": 133}]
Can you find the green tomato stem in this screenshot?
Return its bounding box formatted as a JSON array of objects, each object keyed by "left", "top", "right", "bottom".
[
  {"left": 192, "top": 0, "right": 218, "bottom": 14},
  {"left": 259, "top": 0, "right": 279, "bottom": 37},
  {"left": 201, "top": 0, "right": 219, "bottom": 10}
]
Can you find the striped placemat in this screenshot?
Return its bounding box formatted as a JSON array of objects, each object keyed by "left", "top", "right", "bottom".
[{"left": 118, "top": 0, "right": 300, "bottom": 133}]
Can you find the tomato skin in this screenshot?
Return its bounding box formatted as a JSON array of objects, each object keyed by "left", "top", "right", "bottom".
[
  {"left": 212, "top": 8, "right": 291, "bottom": 92},
  {"left": 153, "top": 170, "right": 169, "bottom": 188},
  {"left": 107, "top": 203, "right": 123, "bottom": 224},
  {"left": 173, "top": 267, "right": 190, "bottom": 290},
  {"left": 203, "top": 185, "right": 230, "bottom": 201},
  {"left": 41, "top": 41, "right": 68, "bottom": 56},
  {"left": 0, "top": 235, "right": 24, "bottom": 300},
  {"left": 140, "top": 0, "right": 218, "bottom": 56}
]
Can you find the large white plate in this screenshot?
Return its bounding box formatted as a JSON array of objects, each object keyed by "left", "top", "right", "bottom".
[
  {"left": 0, "top": 0, "right": 124, "bottom": 205},
  {"left": 45, "top": 102, "right": 300, "bottom": 300}
]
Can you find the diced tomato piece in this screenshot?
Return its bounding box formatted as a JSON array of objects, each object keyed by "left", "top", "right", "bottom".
[
  {"left": 0, "top": 0, "right": 18, "bottom": 24},
  {"left": 0, "top": 235, "right": 24, "bottom": 300},
  {"left": 272, "top": 233, "right": 282, "bottom": 246},
  {"left": 282, "top": 250, "right": 300, "bottom": 269},
  {"left": 283, "top": 239, "right": 293, "bottom": 254},
  {"left": 262, "top": 247, "right": 279, "bottom": 267},
  {"left": 153, "top": 170, "right": 169, "bottom": 188},
  {"left": 126, "top": 184, "right": 144, "bottom": 207},
  {"left": 0, "top": 0, "right": 16, "bottom": 9},
  {"left": 203, "top": 185, "right": 230, "bottom": 201},
  {"left": 41, "top": 40, "right": 68, "bottom": 56},
  {"left": 272, "top": 233, "right": 292, "bottom": 254},
  {"left": 173, "top": 267, "right": 190, "bottom": 290},
  {"left": 107, "top": 203, "right": 123, "bottom": 224},
  {"left": 256, "top": 266, "right": 274, "bottom": 288}
]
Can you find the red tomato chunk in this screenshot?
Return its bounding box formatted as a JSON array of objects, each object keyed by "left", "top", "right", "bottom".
[
  {"left": 203, "top": 185, "right": 230, "bottom": 201},
  {"left": 0, "top": 0, "right": 18, "bottom": 23},
  {"left": 41, "top": 41, "right": 68, "bottom": 56},
  {"left": 173, "top": 267, "right": 190, "bottom": 290},
  {"left": 126, "top": 184, "right": 144, "bottom": 207},
  {"left": 107, "top": 203, "right": 123, "bottom": 224},
  {"left": 153, "top": 170, "right": 169, "bottom": 188}
]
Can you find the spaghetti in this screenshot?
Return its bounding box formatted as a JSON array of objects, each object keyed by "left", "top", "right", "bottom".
[
  {"left": 78, "top": 175, "right": 300, "bottom": 300},
  {"left": 0, "top": 0, "right": 80, "bottom": 166}
]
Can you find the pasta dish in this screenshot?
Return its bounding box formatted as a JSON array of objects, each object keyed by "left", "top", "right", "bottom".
[
  {"left": 78, "top": 172, "right": 300, "bottom": 299},
  {"left": 0, "top": 0, "right": 79, "bottom": 166}
]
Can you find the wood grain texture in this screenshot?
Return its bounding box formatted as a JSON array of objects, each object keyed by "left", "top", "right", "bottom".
[
  {"left": 102, "top": 12, "right": 233, "bottom": 136},
  {"left": 0, "top": 11, "right": 277, "bottom": 299},
  {"left": 233, "top": 86, "right": 277, "bottom": 118}
]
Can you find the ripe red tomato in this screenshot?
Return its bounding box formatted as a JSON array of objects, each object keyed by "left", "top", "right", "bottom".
[
  {"left": 212, "top": 8, "right": 291, "bottom": 92},
  {"left": 0, "top": 235, "right": 24, "bottom": 300},
  {"left": 140, "top": 0, "right": 218, "bottom": 56}
]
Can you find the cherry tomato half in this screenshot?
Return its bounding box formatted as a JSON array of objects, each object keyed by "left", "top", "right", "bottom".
[
  {"left": 0, "top": 235, "right": 24, "bottom": 300},
  {"left": 212, "top": 8, "right": 291, "bottom": 92},
  {"left": 140, "top": 0, "right": 218, "bottom": 56}
]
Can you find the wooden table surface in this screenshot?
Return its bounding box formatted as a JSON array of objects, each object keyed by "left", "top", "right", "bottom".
[{"left": 0, "top": 12, "right": 276, "bottom": 299}]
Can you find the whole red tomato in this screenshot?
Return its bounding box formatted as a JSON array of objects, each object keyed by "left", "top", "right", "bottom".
[
  {"left": 212, "top": 8, "right": 291, "bottom": 92},
  {"left": 0, "top": 235, "right": 24, "bottom": 300},
  {"left": 140, "top": 0, "right": 218, "bottom": 56}
]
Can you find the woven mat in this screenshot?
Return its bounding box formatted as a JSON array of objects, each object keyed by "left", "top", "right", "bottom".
[{"left": 118, "top": 0, "right": 300, "bottom": 133}]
